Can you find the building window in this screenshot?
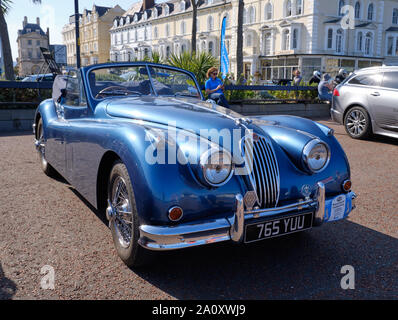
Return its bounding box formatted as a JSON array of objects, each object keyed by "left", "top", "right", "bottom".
[
  {"left": 264, "top": 32, "right": 271, "bottom": 55},
  {"left": 292, "top": 29, "right": 298, "bottom": 49},
  {"left": 144, "top": 28, "right": 148, "bottom": 40},
  {"left": 165, "top": 5, "right": 169, "bottom": 15},
  {"left": 166, "top": 24, "right": 170, "bottom": 36},
  {"left": 243, "top": 8, "right": 248, "bottom": 24},
  {"left": 208, "top": 41, "right": 214, "bottom": 55},
  {"left": 207, "top": 16, "right": 213, "bottom": 31},
  {"left": 327, "top": 28, "right": 333, "bottom": 49},
  {"left": 166, "top": 46, "right": 170, "bottom": 58},
  {"left": 282, "top": 29, "right": 290, "bottom": 50},
  {"left": 180, "top": 1, "right": 185, "bottom": 11},
  {"left": 365, "top": 32, "right": 373, "bottom": 55},
  {"left": 180, "top": 21, "right": 186, "bottom": 35},
  {"left": 27, "top": 40, "right": 32, "bottom": 46},
  {"left": 336, "top": 29, "right": 343, "bottom": 53},
  {"left": 357, "top": 32, "right": 363, "bottom": 51},
  {"left": 286, "top": 0, "right": 292, "bottom": 17},
  {"left": 393, "top": 9, "right": 398, "bottom": 24},
  {"left": 36, "top": 40, "right": 40, "bottom": 46},
  {"left": 367, "top": 3, "right": 374, "bottom": 20},
  {"left": 249, "top": 6, "right": 256, "bottom": 23},
  {"left": 246, "top": 34, "right": 252, "bottom": 46},
  {"left": 395, "top": 38, "right": 398, "bottom": 56},
  {"left": 265, "top": 3, "right": 273, "bottom": 20},
  {"left": 387, "top": 36, "right": 393, "bottom": 55},
  {"left": 224, "top": 13, "right": 229, "bottom": 28},
  {"left": 181, "top": 44, "right": 186, "bottom": 53},
  {"left": 154, "top": 27, "right": 158, "bottom": 39},
  {"left": 296, "top": 0, "right": 303, "bottom": 15},
  {"left": 338, "top": 0, "right": 345, "bottom": 16},
  {"left": 355, "top": 2, "right": 361, "bottom": 19}
]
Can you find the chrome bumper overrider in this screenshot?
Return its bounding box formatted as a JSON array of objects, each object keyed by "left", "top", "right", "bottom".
[{"left": 138, "top": 182, "right": 357, "bottom": 251}]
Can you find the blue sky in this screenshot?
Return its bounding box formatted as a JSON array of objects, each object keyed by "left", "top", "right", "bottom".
[{"left": 5, "top": 0, "right": 143, "bottom": 62}]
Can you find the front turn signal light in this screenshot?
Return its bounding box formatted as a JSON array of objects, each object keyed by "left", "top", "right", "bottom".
[{"left": 342, "top": 180, "right": 352, "bottom": 192}]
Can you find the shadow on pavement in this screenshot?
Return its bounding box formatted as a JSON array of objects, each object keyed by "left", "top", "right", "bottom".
[
  {"left": 0, "top": 262, "right": 17, "bottom": 300},
  {"left": 133, "top": 220, "right": 397, "bottom": 299},
  {"left": 0, "top": 130, "right": 32, "bottom": 137},
  {"left": 68, "top": 187, "right": 108, "bottom": 225}
]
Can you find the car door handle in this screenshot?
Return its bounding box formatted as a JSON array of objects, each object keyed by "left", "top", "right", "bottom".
[{"left": 371, "top": 92, "right": 380, "bottom": 96}]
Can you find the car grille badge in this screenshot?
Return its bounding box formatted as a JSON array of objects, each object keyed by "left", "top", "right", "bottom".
[{"left": 244, "top": 191, "right": 258, "bottom": 211}]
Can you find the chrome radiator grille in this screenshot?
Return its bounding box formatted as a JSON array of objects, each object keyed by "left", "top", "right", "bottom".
[{"left": 244, "top": 135, "right": 280, "bottom": 208}]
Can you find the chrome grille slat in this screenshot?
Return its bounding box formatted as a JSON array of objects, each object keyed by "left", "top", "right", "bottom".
[
  {"left": 256, "top": 140, "right": 273, "bottom": 203},
  {"left": 246, "top": 135, "right": 280, "bottom": 208},
  {"left": 253, "top": 142, "right": 266, "bottom": 206},
  {"left": 261, "top": 141, "right": 277, "bottom": 203},
  {"left": 265, "top": 141, "right": 280, "bottom": 204},
  {"left": 255, "top": 141, "right": 271, "bottom": 206}
]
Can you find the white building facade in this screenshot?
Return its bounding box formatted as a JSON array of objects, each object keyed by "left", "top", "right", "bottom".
[{"left": 110, "top": 0, "right": 398, "bottom": 82}]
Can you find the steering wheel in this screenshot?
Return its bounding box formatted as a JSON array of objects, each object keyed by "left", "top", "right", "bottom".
[{"left": 95, "top": 86, "right": 142, "bottom": 99}]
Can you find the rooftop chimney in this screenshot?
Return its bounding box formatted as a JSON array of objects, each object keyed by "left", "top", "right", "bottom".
[
  {"left": 142, "top": 0, "right": 155, "bottom": 11},
  {"left": 36, "top": 17, "right": 40, "bottom": 26},
  {"left": 23, "top": 16, "right": 28, "bottom": 28}
]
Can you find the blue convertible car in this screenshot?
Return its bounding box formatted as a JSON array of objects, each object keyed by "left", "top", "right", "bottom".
[{"left": 33, "top": 62, "right": 356, "bottom": 267}]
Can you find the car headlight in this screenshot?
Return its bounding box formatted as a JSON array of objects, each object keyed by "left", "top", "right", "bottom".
[
  {"left": 199, "top": 148, "right": 234, "bottom": 187},
  {"left": 302, "top": 140, "right": 330, "bottom": 173}
]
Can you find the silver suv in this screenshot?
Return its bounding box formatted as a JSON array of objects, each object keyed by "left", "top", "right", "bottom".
[{"left": 331, "top": 66, "right": 398, "bottom": 139}]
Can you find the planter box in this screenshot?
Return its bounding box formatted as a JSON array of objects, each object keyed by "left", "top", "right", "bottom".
[
  {"left": 0, "top": 109, "right": 35, "bottom": 132},
  {"left": 0, "top": 103, "right": 331, "bottom": 132},
  {"left": 230, "top": 103, "right": 330, "bottom": 118}
]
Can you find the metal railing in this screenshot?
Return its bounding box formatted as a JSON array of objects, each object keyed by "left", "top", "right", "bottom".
[
  {"left": 0, "top": 81, "right": 53, "bottom": 108},
  {"left": 0, "top": 81, "right": 322, "bottom": 109}
]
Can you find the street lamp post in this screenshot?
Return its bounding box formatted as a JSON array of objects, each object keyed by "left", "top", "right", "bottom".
[{"left": 74, "top": 0, "right": 80, "bottom": 68}]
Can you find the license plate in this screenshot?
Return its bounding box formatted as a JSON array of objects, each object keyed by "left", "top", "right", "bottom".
[{"left": 244, "top": 212, "right": 313, "bottom": 243}]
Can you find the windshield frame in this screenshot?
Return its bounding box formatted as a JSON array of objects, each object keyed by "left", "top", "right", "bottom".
[{"left": 82, "top": 62, "right": 204, "bottom": 108}]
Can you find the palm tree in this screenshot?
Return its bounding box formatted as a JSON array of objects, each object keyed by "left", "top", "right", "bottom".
[
  {"left": 190, "top": 0, "right": 198, "bottom": 54},
  {"left": 0, "top": 0, "right": 41, "bottom": 80},
  {"left": 236, "top": 0, "right": 244, "bottom": 83}
]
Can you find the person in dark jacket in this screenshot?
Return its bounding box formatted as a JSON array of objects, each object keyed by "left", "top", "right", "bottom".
[
  {"left": 309, "top": 70, "right": 322, "bottom": 85},
  {"left": 334, "top": 68, "right": 348, "bottom": 85}
]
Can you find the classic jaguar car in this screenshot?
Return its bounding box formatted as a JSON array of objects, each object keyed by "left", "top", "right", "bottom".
[{"left": 33, "top": 62, "right": 356, "bottom": 267}]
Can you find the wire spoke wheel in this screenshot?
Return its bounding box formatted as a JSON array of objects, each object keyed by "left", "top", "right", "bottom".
[
  {"left": 106, "top": 161, "right": 155, "bottom": 267},
  {"left": 110, "top": 176, "right": 133, "bottom": 248}
]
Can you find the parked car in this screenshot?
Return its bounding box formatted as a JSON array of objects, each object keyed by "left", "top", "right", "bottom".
[
  {"left": 33, "top": 62, "right": 356, "bottom": 267},
  {"left": 22, "top": 73, "right": 54, "bottom": 82},
  {"left": 331, "top": 66, "right": 398, "bottom": 139}
]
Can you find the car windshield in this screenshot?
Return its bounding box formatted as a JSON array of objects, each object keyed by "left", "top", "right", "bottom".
[{"left": 88, "top": 65, "right": 200, "bottom": 100}]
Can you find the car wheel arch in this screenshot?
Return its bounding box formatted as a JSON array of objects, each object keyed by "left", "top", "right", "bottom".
[
  {"left": 35, "top": 113, "right": 42, "bottom": 139},
  {"left": 343, "top": 104, "right": 373, "bottom": 129},
  {"left": 96, "top": 151, "right": 122, "bottom": 217}
]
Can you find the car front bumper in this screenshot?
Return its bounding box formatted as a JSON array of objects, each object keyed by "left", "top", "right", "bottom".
[{"left": 138, "top": 182, "right": 357, "bottom": 251}]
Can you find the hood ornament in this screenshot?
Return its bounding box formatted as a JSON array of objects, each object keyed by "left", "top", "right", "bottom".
[{"left": 235, "top": 117, "right": 253, "bottom": 126}]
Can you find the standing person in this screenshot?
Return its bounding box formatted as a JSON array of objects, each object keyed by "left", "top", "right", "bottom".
[
  {"left": 309, "top": 70, "right": 322, "bottom": 85},
  {"left": 318, "top": 73, "right": 334, "bottom": 102},
  {"left": 292, "top": 69, "right": 303, "bottom": 86},
  {"left": 205, "top": 67, "right": 230, "bottom": 108}
]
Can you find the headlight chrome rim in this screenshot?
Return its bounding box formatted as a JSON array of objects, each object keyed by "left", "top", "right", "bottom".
[
  {"left": 199, "top": 148, "right": 234, "bottom": 187},
  {"left": 302, "top": 139, "right": 331, "bottom": 173}
]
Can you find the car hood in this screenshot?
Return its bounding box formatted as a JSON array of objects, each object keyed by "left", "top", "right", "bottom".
[
  {"left": 105, "top": 96, "right": 317, "bottom": 153},
  {"left": 106, "top": 95, "right": 247, "bottom": 134}
]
